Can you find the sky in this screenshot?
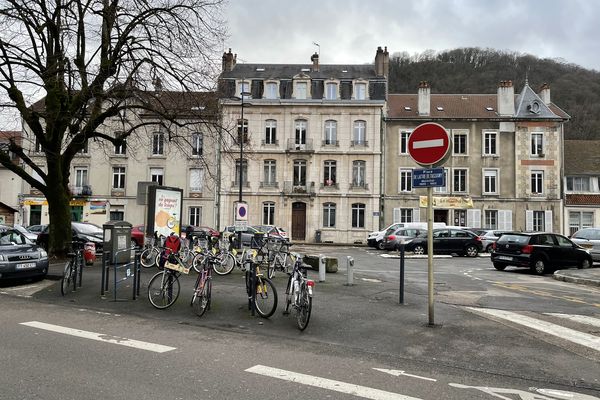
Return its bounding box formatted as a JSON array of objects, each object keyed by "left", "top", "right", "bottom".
[{"left": 224, "top": 0, "right": 600, "bottom": 71}]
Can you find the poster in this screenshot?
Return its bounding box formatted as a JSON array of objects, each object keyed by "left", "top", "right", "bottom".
[
  {"left": 90, "top": 201, "right": 107, "bottom": 214},
  {"left": 147, "top": 186, "right": 183, "bottom": 237},
  {"left": 419, "top": 196, "right": 474, "bottom": 209}
]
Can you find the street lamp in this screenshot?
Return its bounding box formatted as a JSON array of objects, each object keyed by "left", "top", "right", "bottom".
[{"left": 236, "top": 91, "right": 251, "bottom": 249}]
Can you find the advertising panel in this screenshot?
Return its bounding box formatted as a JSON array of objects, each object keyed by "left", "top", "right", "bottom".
[{"left": 146, "top": 186, "right": 183, "bottom": 237}]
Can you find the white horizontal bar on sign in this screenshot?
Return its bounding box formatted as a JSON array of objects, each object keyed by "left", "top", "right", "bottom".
[
  {"left": 20, "top": 321, "right": 176, "bottom": 353},
  {"left": 412, "top": 139, "right": 444, "bottom": 149}
]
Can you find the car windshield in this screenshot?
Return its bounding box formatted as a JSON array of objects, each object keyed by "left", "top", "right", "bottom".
[
  {"left": 0, "top": 230, "right": 30, "bottom": 246},
  {"left": 75, "top": 223, "right": 103, "bottom": 235},
  {"left": 573, "top": 229, "right": 600, "bottom": 240},
  {"left": 497, "top": 234, "right": 529, "bottom": 244}
]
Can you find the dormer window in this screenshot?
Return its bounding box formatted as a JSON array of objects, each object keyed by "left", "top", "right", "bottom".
[
  {"left": 295, "top": 81, "right": 308, "bottom": 99},
  {"left": 238, "top": 81, "right": 250, "bottom": 98},
  {"left": 528, "top": 101, "right": 541, "bottom": 114},
  {"left": 355, "top": 83, "right": 366, "bottom": 100},
  {"left": 325, "top": 83, "right": 337, "bottom": 100},
  {"left": 265, "top": 82, "right": 278, "bottom": 99}
]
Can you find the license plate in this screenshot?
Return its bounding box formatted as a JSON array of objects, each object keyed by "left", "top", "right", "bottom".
[
  {"left": 497, "top": 256, "right": 512, "bottom": 261},
  {"left": 16, "top": 262, "right": 37, "bottom": 270}
]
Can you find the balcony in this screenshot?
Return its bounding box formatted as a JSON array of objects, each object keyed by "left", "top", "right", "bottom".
[
  {"left": 259, "top": 181, "right": 279, "bottom": 189},
  {"left": 70, "top": 184, "right": 92, "bottom": 197},
  {"left": 283, "top": 181, "right": 315, "bottom": 196},
  {"left": 321, "top": 140, "right": 339, "bottom": 147},
  {"left": 261, "top": 139, "right": 279, "bottom": 146},
  {"left": 320, "top": 181, "right": 339, "bottom": 189},
  {"left": 231, "top": 181, "right": 250, "bottom": 188},
  {"left": 349, "top": 182, "right": 369, "bottom": 191},
  {"left": 286, "top": 139, "right": 314, "bottom": 152},
  {"left": 350, "top": 140, "right": 369, "bottom": 147}
]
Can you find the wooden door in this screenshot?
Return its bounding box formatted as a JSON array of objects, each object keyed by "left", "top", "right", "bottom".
[{"left": 292, "top": 202, "right": 306, "bottom": 241}]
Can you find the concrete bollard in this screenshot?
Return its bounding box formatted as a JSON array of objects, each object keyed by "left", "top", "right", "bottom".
[
  {"left": 319, "top": 254, "right": 326, "bottom": 282},
  {"left": 345, "top": 256, "right": 354, "bottom": 286}
]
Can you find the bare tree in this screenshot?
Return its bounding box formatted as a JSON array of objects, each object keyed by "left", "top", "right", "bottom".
[{"left": 0, "top": 0, "right": 226, "bottom": 256}]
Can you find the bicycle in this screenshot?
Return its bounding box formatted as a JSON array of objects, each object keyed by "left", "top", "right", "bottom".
[
  {"left": 244, "top": 250, "right": 278, "bottom": 318},
  {"left": 283, "top": 252, "right": 314, "bottom": 330},
  {"left": 192, "top": 235, "right": 235, "bottom": 275},
  {"left": 268, "top": 239, "right": 294, "bottom": 278},
  {"left": 147, "top": 236, "right": 190, "bottom": 309},
  {"left": 190, "top": 250, "right": 218, "bottom": 317},
  {"left": 140, "top": 232, "right": 163, "bottom": 268},
  {"left": 61, "top": 241, "right": 85, "bottom": 296}
]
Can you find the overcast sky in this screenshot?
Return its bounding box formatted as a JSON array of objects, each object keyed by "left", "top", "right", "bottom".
[{"left": 224, "top": 0, "right": 599, "bottom": 71}]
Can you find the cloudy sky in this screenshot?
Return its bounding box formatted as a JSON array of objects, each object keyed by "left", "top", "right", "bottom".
[{"left": 224, "top": 0, "right": 599, "bottom": 71}]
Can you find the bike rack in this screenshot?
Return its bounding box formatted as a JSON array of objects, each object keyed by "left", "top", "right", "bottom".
[{"left": 101, "top": 247, "right": 141, "bottom": 301}]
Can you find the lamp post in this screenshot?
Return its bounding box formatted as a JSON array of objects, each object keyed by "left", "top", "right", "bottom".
[{"left": 237, "top": 91, "right": 251, "bottom": 249}]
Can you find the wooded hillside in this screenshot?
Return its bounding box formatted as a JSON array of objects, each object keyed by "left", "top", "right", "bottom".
[{"left": 388, "top": 48, "right": 600, "bottom": 139}]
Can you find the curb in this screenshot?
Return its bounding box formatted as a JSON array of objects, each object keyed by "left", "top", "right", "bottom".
[{"left": 553, "top": 271, "right": 600, "bottom": 287}]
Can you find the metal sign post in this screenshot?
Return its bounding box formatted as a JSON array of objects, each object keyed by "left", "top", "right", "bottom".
[{"left": 427, "top": 186, "right": 434, "bottom": 325}]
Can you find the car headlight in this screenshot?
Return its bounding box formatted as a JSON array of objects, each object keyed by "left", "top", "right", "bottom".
[
  {"left": 0, "top": 254, "right": 5, "bottom": 261},
  {"left": 39, "top": 249, "right": 48, "bottom": 259}
]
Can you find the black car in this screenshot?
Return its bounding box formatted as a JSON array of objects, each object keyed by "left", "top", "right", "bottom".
[
  {"left": 405, "top": 228, "right": 482, "bottom": 257},
  {"left": 0, "top": 228, "right": 49, "bottom": 280},
  {"left": 36, "top": 222, "right": 104, "bottom": 251},
  {"left": 491, "top": 232, "right": 593, "bottom": 275}
]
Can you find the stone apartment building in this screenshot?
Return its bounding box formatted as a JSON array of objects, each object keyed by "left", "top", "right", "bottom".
[
  {"left": 383, "top": 80, "right": 570, "bottom": 233},
  {"left": 217, "top": 47, "right": 388, "bottom": 243}
]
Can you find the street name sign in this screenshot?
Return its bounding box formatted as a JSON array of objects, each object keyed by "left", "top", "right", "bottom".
[{"left": 412, "top": 168, "right": 446, "bottom": 188}]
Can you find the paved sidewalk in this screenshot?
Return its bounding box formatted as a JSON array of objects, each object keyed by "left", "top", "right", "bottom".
[{"left": 553, "top": 267, "right": 600, "bottom": 287}]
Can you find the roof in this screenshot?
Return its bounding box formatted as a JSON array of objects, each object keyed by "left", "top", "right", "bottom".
[
  {"left": 0, "top": 201, "right": 18, "bottom": 213},
  {"left": 564, "top": 140, "right": 600, "bottom": 175},
  {"left": 514, "top": 83, "right": 562, "bottom": 119},
  {"left": 220, "top": 63, "right": 379, "bottom": 81}
]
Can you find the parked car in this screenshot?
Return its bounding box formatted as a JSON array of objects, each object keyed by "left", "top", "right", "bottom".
[
  {"left": 26, "top": 224, "right": 47, "bottom": 234},
  {"left": 404, "top": 227, "right": 482, "bottom": 257},
  {"left": 223, "top": 225, "right": 263, "bottom": 247},
  {"left": 130, "top": 225, "right": 146, "bottom": 248},
  {"left": 181, "top": 225, "right": 220, "bottom": 240},
  {"left": 36, "top": 222, "right": 104, "bottom": 251},
  {"left": 570, "top": 227, "right": 600, "bottom": 262},
  {"left": 13, "top": 224, "right": 39, "bottom": 242},
  {"left": 0, "top": 227, "right": 49, "bottom": 280},
  {"left": 478, "top": 230, "right": 518, "bottom": 252},
  {"left": 383, "top": 227, "right": 424, "bottom": 250},
  {"left": 368, "top": 222, "right": 446, "bottom": 250},
  {"left": 253, "top": 225, "right": 289, "bottom": 240},
  {"left": 490, "top": 232, "right": 593, "bottom": 275}
]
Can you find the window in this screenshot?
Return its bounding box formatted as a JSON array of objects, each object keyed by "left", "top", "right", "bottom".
[
  {"left": 295, "top": 82, "right": 307, "bottom": 99},
  {"left": 239, "top": 81, "right": 250, "bottom": 98},
  {"left": 191, "top": 132, "right": 203, "bottom": 156},
  {"left": 566, "top": 176, "right": 593, "bottom": 192},
  {"left": 531, "top": 171, "right": 544, "bottom": 194},
  {"left": 399, "top": 168, "right": 412, "bottom": 192},
  {"left": 235, "top": 159, "right": 248, "bottom": 186},
  {"left": 78, "top": 140, "right": 89, "bottom": 154},
  {"left": 324, "top": 120, "right": 337, "bottom": 145},
  {"left": 295, "top": 120, "right": 307, "bottom": 147},
  {"left": 453, "top": 168, "right": 467, "bottom": 193},
  {"left": 453, "top": 131, "right": 468, "bottom": 155},
  {"left": 533, "top": 211, "right": 545, "bottom": 231},
  {"left": 393, "top": 208, "right": 418, "bottom": 223},
  {"left": 293, "top": 160, "right": 306, "bottom": 186},
  {"left": 110, "top": 210, "right": 124, "bottom": 221},
  {"left": 325, "top": 83, "right": 337, "bottom": 100},
  {"left": 399, "top": 131, "right": 410, "bottom": 154},
  {"left": 352, "top": 160, "right": 366, "bottom": 187},
  {"left": 152, "top": 132, "right": 164, "bottom": 155},
  {"left": 531, "top": 133, "right": 544, "bottom": 156},
  {"left": 263, "top": 202, "right": 275, "bottom": 225},
  {"left": 484, "top": 210, "right": 498, "bottom": 229},
  {"left": 114, "top": 140, "right": 126, "bottom": 155},
  {"left": 324, "top": 160, "right": 337, "bottom": 186},
  {"left": 189, "top": 168, "right": 203, "bottom": 192},
  {"left": 351, "top": 203, "right": 365, "bottom": 228},
  {"left": 265, "top": 82, "right": 278, "bottom": 99},
  {"left": 74, "top": 167, "right": 88, "bottom": 187},
  {"left": 483, "top": 169, "right": 498, "bottom": 194},
  {"left": 34, "top": 138, "right": 43, "bottom": 152},
  {"left": 263, "top": 160, "right": 277, "bottom": 186},
  {"left": 150, "top": 167, "right": 164, "bottom": 185},
  {"left": 112, "top": 167, "right": 126, "bottom": 189},
  {"left": 434, "top": 168, "right": 448, "bottom": 193},
  {"left": 353, "top": 120, "right": 366, "bottom": 145},
  {"left": 189, "top": 206, "right": 202, "bottom": 226},
  {"left": 483, "top": 131, "right": 497, "bottom": 155},
  {"left": 237, "top": 119, "right": 248, "bottom": 144},
  {"left": 323, "top": 203, "right": 336, "bottom": 228},
  {"left": 569, "top": 211, "right": 594, "bottom": 236},
  {"left": 526, "top": 210, "right": 552, "bottom": 232},
  {"left": 355, "top": 83, "right": 366, "bottom": 100},
  {"left": 265, "top": 120, "right": 277, "bottom": 145}
]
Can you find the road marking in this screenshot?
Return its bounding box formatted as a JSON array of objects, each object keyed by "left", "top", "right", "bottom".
[
  {"left": 412, "top": 139, "right": 444, "bottom": 149},
  {"left": 20, "top": 321, "right": 176, "bottom": 353},
  {"left": 466, "top": 308, "right": 600, "bottom": 352},
  {"left": 545, "top": 313, "right": 600, "bottom": 329},
  {"left": 245, "top": 365, "right": 423, "bottom": 400},
  {"left": 373, "top": 368, "right": 436, "bottom": 382}
]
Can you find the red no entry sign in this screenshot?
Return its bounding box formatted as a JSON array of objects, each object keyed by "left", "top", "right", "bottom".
[{"left": 408, "top": 122, "right": 450, "bottom": 166}]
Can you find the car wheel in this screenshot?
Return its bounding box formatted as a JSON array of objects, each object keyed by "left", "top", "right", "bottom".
[
  {"left": 485, "top": 244, "right": 493, "bottom": 253},
  {"left": 578, "top": 257, "right": 592, "bottom": 269},
  {"left": 530, "top": 258, "right": 547, "bottom": 275},
  {"left": 465, "top": 245, "right": 479, "bottom": 257},
  {"left": 413, "top": 245, "right": 425, "bottom": 255},
  {"left": 377, "top": 241, "right": 385, "bottom": 250},
  {"left": 493, "top": 262, "right": 506, "bottom": 271}
]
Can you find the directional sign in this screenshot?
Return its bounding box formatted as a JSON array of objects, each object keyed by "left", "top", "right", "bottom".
[
  {"left": 412, "top": 168, "right": 446, "bottom": 188},
  {"left": 408, "top": 122, "right": 450, "bottom": 166}
]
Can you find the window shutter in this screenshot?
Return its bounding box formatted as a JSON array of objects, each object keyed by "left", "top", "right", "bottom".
[
  {"left": 251, "top": 80, "right": 263, "bottom": 99},
  {"left": 369, "top": 81, "right": 387, "bottom": 100},
  {"left": 467, "top": 209, "right": 481, "bottom": 228},
  {"left": 526, "top": 210, "right": 534, "bottom": 231},
  {"left": 498, "top": 210, "right": 512, "bottom": 230},
  {"left": 280, "top": 80, "right": 292, "bottom": 99},
  {"left": 393, "top": 208, "right": 401, "bottom": 223},
  {"left": 544, "top": 210, "right": 553, "bottom": 233},
  {"left": 311, "top": 80, "right": 324, "bottom": 99},
  {"left": 412, "top": 208, "right": 421, "bottom": 222},
  {"left": 340, "top": 81, "right": 352, "bottom": 100}
]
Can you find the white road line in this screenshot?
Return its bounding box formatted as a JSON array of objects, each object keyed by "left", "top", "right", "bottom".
[
  {"left": 245, "top": 365, "right": 423, "bottom": 400},
  {"left": 466, "top": 308, "right": 600, "bottom": 352},
  {"left": 20, "top": 321, "right": 176, "bottom": 353},
  {"left": 545, "top": 313, "right": 600, "bottom": 329},
  {"left": 373, "top": 368, "right": 437, "bottom": 382},
  {"left": 412, "top": 139, "right": 444, "bottom": 149}
]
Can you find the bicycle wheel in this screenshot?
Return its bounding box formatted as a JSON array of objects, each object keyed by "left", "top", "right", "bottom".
[
  {"left": 254, "top": 276, "right": 277, "bottom": 318},
  {"left": 213, "top": 253, "right": 235, "bottom": 275},
  {"left": 140, "top": 247, "right": 158, "bottom": 268},
  {"left": 191, "top": 276, "right": 211, "bottom": 317},
  {"left": 60, "top": 261, "right": 73, "bottom": 296},
  {"left": 72, "top": 260, "right": 78, "bottom": 292},
  {"left": 296, "top": 284, "right": 312, "bottom": 331},
  {"left": 147, "top": 271, "right": 180, "bottom": 309},
  {"left": 192, "top": 253, "right": 205, "bottom": 273}
]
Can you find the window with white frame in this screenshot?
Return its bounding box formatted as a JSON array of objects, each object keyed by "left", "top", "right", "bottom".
[
  {"left": 393, "top": 208, "right": 420, "bottom": 223},
  {"left": 453, "top": 168, "right": 467, "bottom": 193},
  {"left": 265, "top": 82, "right": 278, "bottom": 99},
  {"left": 483, "top": 169, "right": 498, "bottom": 194},
  {"left": 352, "top": 160, "right": 366, "bottom": 187},
  {"left": 351, "top": 203, "right": 365, "bottom": 228},
  {"left": 526, "top": 210, "right": 552, "bottom": 232},
  {"left": 434, "top": 168, "right": 448, "bottom": 193},
  {"left": 295, "top": 120, "right": 307, "bottom": 146},
  {"left": 483, "top": 131, "right": 497, "bottom": 155},
  {"left": 323, "top": 202, "right": 336, "bottom": 228},
  {"left": 453, "top": 130, "right": 468, "bottom": 155},
  {"left": 152, "top": 132, "right": 164, "bottom": 155},
  {"left": 399, "top": 168, "right": 412, "bottom": 192},
  {"left": 263, "top": 160, "right": 277, "bottom": 186},
  {"left": 189, "top": 206, "right": 202, "bottom": 226},
  {"left": 355, "top": 83, "right": 366, "bottom": 100},
  {"left": 531, "top": 170, "right": 544, "bottom": 194},
  {"left": 295, "top": 81, "right": 307, "bottom": 99},
  {"left": 484, "top": 210, "right": 498, "bottom": 229},
  {"left": 533, "top": 210, "right": 545, "bottom": 231},
  {"left": 325, "top": 82, "right": 337, "bottom": 100},
  {"left": 114, "top": 139, "right": 126, "bottom": 155},
  {"left": 265, "top": 120, "right": 277, "bottom": 145},
  {"left": 324, "top": 120, "right": 337, "bottom": 145},
  {"left": 293, "top": 160, "right": 306, "bottom": 186},
  {"left": 263, "top": 202, "right": 275, "bottom": 225},
  {"left": 150, "top": 167, "right": 164, "bottom": 185},
  {"left": 239, "top": 81, "right": 250, "bottom": 98},
  {"left": 323, "top": 160, "right": 337, "bottom": 186},
  {"left": 189, "top": 168, "right": 203, "bottom": 192},
  {"left": 353, "top": 120, "right": 366, "bottom": 145},
  {"left": 568, "top": 211, "right": 594, "bottom": 236},
  {"left": 237, "top": 118, "right": 248, "bottom": 145},
  {"left": 191, "top": 132, "right": 203, "bottom": 156},
  {"left": 531, "top": 133, "right": 544, "bottom": 156},
  {"left": 74, "top": 167, "right": 88, "bottom": 187},
  {"left": 400, "top": 208, "right": 413, "bottom": 223},
  {"left": 112, "top": 166, "right": 126, "bottom": 189},
  {"left": 399, "top": 131, "right": 411, "bottom": 154},
  {"left": 566, "top": 176, "right": 596, "bottom": 192}
]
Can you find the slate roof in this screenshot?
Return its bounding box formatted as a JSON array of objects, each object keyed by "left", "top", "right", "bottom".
[
  {"left": 564, "top": 140, "right": 600, "bottom": 175},
  {"left": 514, "top": 83, "right": 561, "bottom": 119},
  {"left": 220, "top": 63, "right": 379, "bottom": 80}
]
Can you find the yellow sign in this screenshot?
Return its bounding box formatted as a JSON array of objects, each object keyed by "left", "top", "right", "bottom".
[
  {"left": 419, "top": 196, "right": 474, "bottom": 209},
  {"left": 24, "top": 199, "right": 88, "bottom": 206}
]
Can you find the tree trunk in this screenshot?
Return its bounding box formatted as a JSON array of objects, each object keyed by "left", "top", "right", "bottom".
[{"left": 45, "top": 158, "right": 72, "bottom": 258}]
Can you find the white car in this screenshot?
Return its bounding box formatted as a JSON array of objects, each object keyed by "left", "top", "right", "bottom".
[{"left": 570, "top": 227, "right": 600, "bottom": 262}]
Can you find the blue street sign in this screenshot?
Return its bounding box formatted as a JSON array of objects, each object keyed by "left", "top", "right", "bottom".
[{"left": 412, "top": 167, "right": 446, "bottom": 188}]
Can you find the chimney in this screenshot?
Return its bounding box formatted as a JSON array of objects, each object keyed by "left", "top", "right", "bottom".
[
  {"left": 375, "top": 46, "right": 390, "bottom": 78},
  {"left": 497, "top": 80, "right": 515, "bottom": 116},
  {"left": 418, "top": 81, "right": 430, "bottom": 116},
  {"left": 311, "top": 52, "right": 319, "bottom": 72},
  {"left": 222, "top": 48, "right": 237, "bottom": 73},
  {"left": 539, "top": 83, "right": 551, "bottom": 105}
]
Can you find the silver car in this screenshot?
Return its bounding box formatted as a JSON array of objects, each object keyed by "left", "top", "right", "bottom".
[
  {"left": 0, "top": 228, "right": 49, "bottom": 280},
  {"left": 570, "top": 228, "right": 600, "bottom": 262},
  {"left": 480, "top": 230, "right": 517, "bottom": 253}
]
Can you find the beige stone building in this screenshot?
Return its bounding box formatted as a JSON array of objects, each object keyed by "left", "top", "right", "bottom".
[{"left": 383, "top": 81, "right": 569, "bottom": 233}]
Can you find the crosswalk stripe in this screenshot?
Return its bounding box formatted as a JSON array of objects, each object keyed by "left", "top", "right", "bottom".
[
  {"left": 466, "top": 308, "right": 600, "bottom": 352},
  {"left": 245, "top": 365, "right": 423, "bottom": 400},
  {"left": 20, "top": 321, "right": 176, "bottom": 353},
  {"left": 544, "top": 313, "right": 600, "bottom": 329}
]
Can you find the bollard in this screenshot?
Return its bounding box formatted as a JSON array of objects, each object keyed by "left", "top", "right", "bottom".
[
  {"left": 345, "top": 256, "right": 354, "bottom": 286},
  {"left": 319, "top": 254, "right": 326, "bottom": 282}
]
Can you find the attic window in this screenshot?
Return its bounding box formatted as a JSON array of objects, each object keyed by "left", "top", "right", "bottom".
[
  {"left": 436, "top": 106, "right": 444, "bottom": 111},
  {"left": 485, "top": 106, "right": 494, "bottom": 111},
  {"left": 528, "top": 101, "right": 541, "bottom": 114},
  {"left": 342, "top": 70, "right": 348, "bottom": 73},
  {"left": 404, "top": 106, "right": 412, "bottom": 111},
  {"left": 301, "top": 68, "right": 310, "bottom": 72},
  {"left": 255, "top": 68, "right": 265, "bottom": 72}
]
